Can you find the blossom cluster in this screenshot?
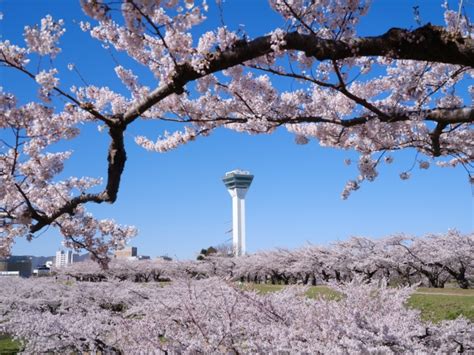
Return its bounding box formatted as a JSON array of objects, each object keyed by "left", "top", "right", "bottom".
[{"left": 24, "top": 15, "right": 65, "bottom": 58}]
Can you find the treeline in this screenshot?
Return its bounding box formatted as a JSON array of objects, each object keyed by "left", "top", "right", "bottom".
[{"left": 59, "top": 231, "right": 473, "bottom": 288}]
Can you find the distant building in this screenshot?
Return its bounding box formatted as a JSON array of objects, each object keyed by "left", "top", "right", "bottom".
[
  {"left": 0, "top": 271, "right": 20, "bottom": 277},
  {"left": 0, "top": 256, "right": 32, "bottom": 277},
  {"left": 0, "top": 259, "right": 7, "bottom": 272},
  {"left": 136, "top": 255, "right": 150, "bottom": 260},
  {"left": 55, "top": 250, "right": 75, "bottom": 268},
  {"left": 33, "top": 264, "right": 51, "bottom": 276},
  {"left": 114, "top": 247, "right": 138, "bottom": 259}
]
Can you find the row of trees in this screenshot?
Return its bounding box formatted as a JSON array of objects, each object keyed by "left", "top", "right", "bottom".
[
  {"left": 1, "top": 277, "right": 472, "bottom": 353},
  {"left": 59, "top": 231, "right": 473, "bottom": 288}
]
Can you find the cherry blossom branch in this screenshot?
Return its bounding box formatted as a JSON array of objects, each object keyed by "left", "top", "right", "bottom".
[
  {"left": 2, "top": 5, "right": 473, "bottom": 252},
  {"left": 0, "top": 52, "right": 111, "bottom": 124},
  {"left": 126, "top": 0, "right": 179, "bottom": 68},
  {"left": 14, "top": 183, "right": 47, "bottom": 222},
  {"left": 281, "top": 0, "right": 317, "bottom": 36},
  {"left": 265, "top": 107, "right": 473, "bottom": 126},
  {"left": 29, "top": 123, "right": 126, "bottom": 233},
  {"left": 331, "top": 59, "right": 391, "bottom": 120},
  {"left": 249, "top": 63, "right": 473, "bottom": 127},
  {"left": 123, "top": 24, "right": 474, "bottom": 123},
  {"left": 1, "top": 56, "right": 130, "bottom": 237},
  {"left": 430, "top": 122, "right": 448, "bottom": 157}
]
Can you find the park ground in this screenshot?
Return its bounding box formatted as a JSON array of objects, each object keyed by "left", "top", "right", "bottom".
[
  {"left": 1, "top": 286, "right": 473, "bottom": 354},
  {"left": 247, "top": 285, "right": 474, "bottom": 323}
]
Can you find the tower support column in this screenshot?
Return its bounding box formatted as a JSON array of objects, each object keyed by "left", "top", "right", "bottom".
[{"left": 231, "top": 189, "right": 247, "bottom": 256}]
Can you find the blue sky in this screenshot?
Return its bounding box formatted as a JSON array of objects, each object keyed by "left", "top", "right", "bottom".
[{"left": 1, "top": 0, "right": 472, "bottom": 259}]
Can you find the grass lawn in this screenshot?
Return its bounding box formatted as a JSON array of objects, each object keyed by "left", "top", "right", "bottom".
[
  {"left": 248, "top": 284, "right": 474, "bottom": 323},
  {"left": 245, "top": 283, "right": 341, "bottom": 299},
  {"left": 407, "top": 293, "right": 474, "bottom": 323},
  {"left": 0, "top": 334, "right": 21, "bottom": 354}
]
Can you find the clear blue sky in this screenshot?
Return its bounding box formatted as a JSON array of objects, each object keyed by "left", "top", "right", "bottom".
[{"left": 1, "top": 0, "right": 472, "bottom": 259}]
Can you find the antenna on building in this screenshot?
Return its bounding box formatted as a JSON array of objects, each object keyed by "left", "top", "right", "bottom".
[{"left": 222, "top": 169, "right": 254, "bottom": 256}]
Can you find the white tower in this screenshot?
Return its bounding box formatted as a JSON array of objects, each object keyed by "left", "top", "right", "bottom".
[{"left": 222, "top": 170, "right": 254, "bottom": 256}]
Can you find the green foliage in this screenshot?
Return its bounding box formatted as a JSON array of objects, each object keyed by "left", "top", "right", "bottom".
[{"left": 197, "top": 246, "right": 218, "bottom": 260}]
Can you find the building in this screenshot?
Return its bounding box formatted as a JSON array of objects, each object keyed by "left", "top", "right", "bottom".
[
  {"left": 135, "top": 255, "right": 150, "bottom": 260},
  {"left": 222, "top": 170, "right": 254, "bottom": 256},
  {"left": 0, "top": 259, "right": 7, "bottom": 272},
  {"left": 33, "top": 264, "right": 51, "bottom": 276},
  {"left": 114, "top": 247, "right": 138, "bottom": 259},
  {"left": 55, "top": 250, "right": 75, "bottom": 268},
  {"left": 0, "top": 271, "right": 20, "bottom": 277},
  {"left": 114, "top": 247, "right": 151, "bottom": 261},
  {"left": 0, "top": 256, "right": 33, "bottom": 277}
]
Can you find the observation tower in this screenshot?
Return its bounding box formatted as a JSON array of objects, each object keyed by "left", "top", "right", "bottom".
[{"left": 222, "top": 170, "right": 254, "bottom": 256}]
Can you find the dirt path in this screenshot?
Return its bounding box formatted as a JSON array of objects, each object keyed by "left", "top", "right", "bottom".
[{"left": 414, "top": 291, "right": 474, "bottom": 297}]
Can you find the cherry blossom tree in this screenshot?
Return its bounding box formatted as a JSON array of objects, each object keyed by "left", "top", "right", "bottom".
[
  {"left": 57, "top": 258, "right": 174, "bottom": 282},
  {"left": 170, "top": 232, "right": 474, "bottom": 287},
  {"left": 1, "top": 0, "right": 473, "bottom": 260},
  {"left": 388, "top": 231, "right": 474, "bottom": 288},
  {"left": 1, "top": 276, "right": 472, "bottom": 353},
  {"left": 429, "top": 230, "right": 473, "bottom": 289}
]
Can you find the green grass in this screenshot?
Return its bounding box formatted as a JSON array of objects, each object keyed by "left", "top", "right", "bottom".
[
  {"left": 407, "top": 293, "right": 474, "bottom": 323},
  {"left": 246, "top": 284, "right": 474, "bottom": 323},
  {"left": 409, "top": 288, "right": 474, "bottom": 322},
  {"left": 0, "top": 334, "right": 21, "bottom": 354},
  {"left": 244, "top": 283, "right": 286, "bottom": 293}
]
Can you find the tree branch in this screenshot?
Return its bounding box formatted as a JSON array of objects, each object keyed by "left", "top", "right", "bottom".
[
  {"left": 124, "top": 24, "right": 473, "bottom": 122},
  {"left": 29, "top": 123, "right": 127, "bottom": 233},
  {"left": 6, "top": 22, "right": 473, "bottom": 239},
  {"left": 0, "top": 52, "right": 112, "bottom": 124}
]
